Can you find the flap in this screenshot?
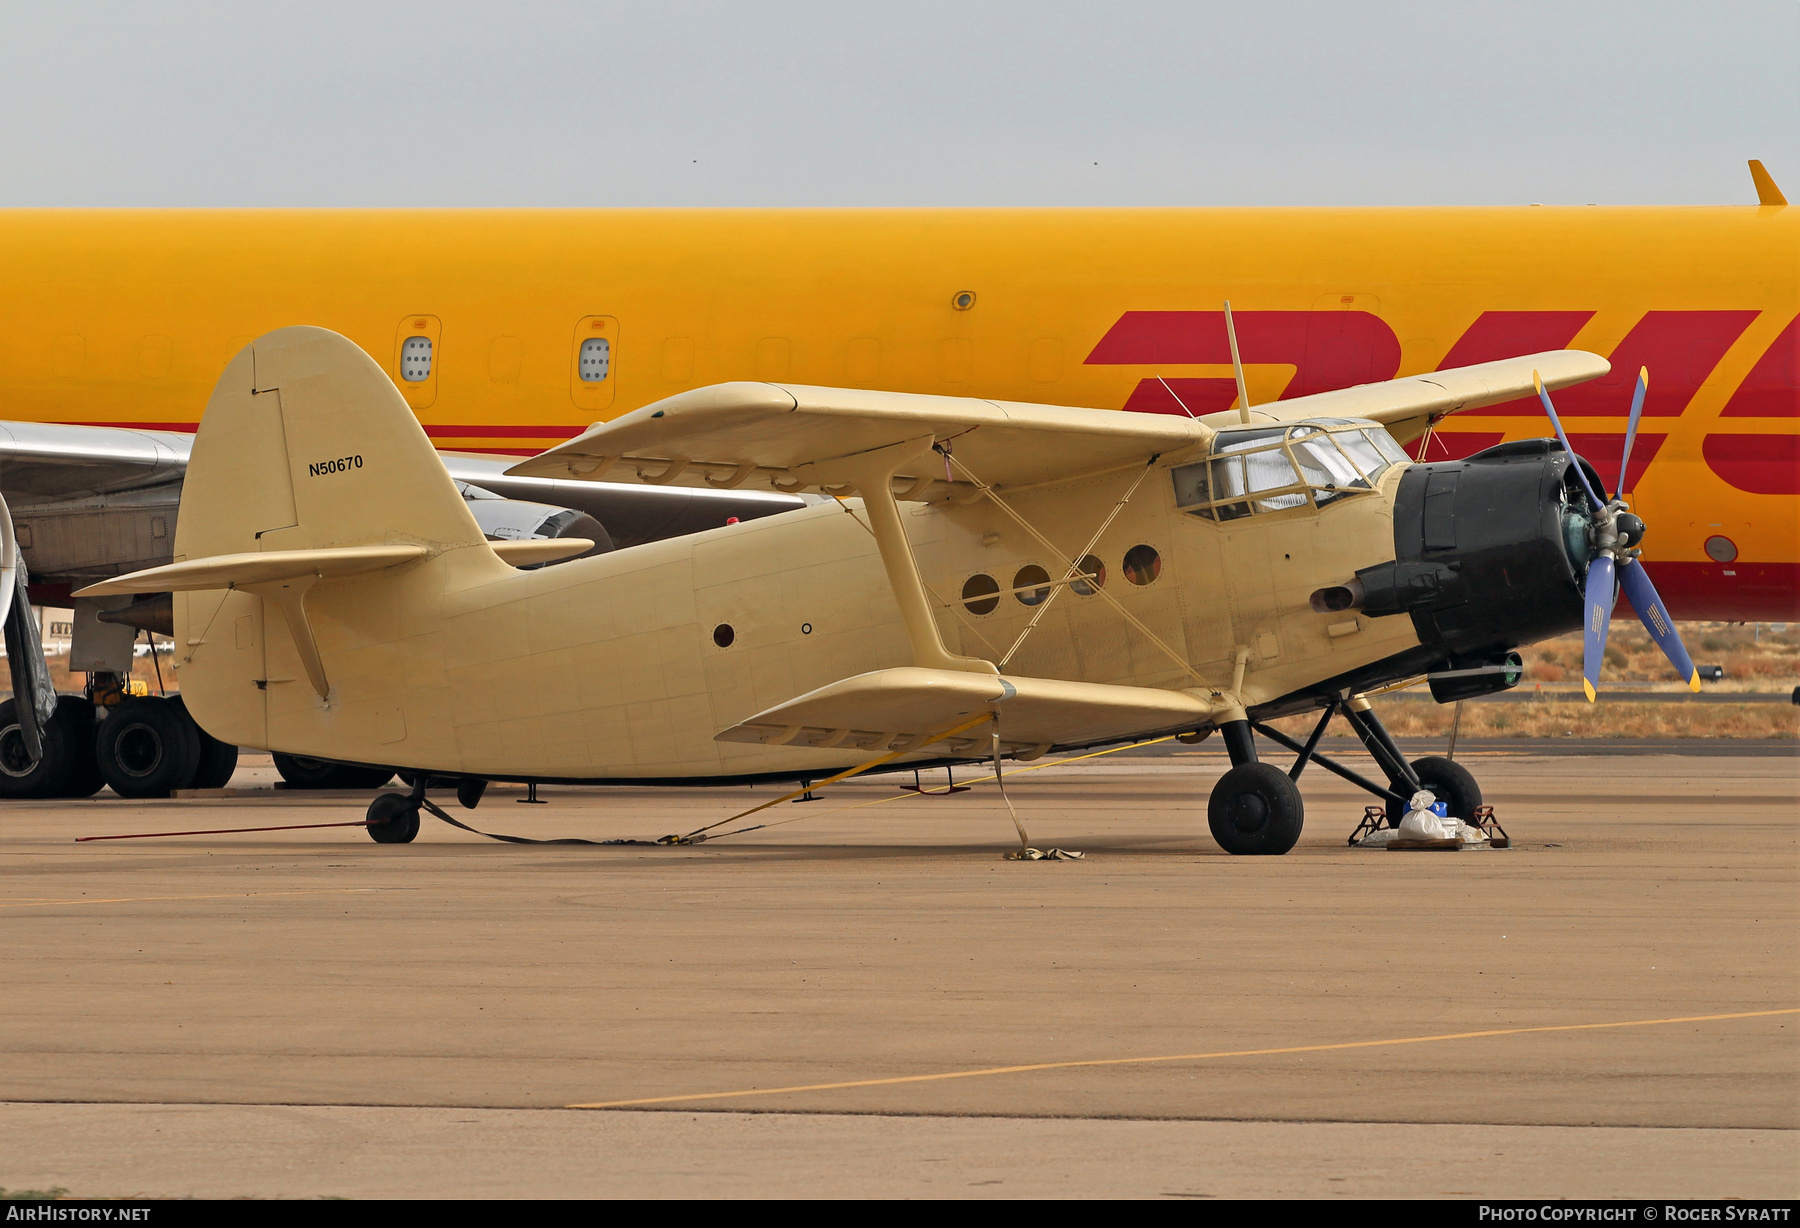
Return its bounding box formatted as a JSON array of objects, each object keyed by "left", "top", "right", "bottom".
[
  {"left": 72, "top": 543, "right": 428, "bottom": 596},
  {"left": 505, "top": 382, "right": 1204, "bottom": 494},
  {"left": 716, "top": 666, "right": 1216, "bottom": 754}
]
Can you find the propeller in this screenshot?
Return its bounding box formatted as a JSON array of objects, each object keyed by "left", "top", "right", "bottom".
[{"left": 1533, "top": 368, "right": 1702, "bottom": 702}]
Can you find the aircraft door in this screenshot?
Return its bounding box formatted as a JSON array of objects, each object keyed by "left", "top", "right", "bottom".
[
  {"left": 391, "top": 315, "right": 442, "bottom": 411},
  {"left": 569, "top": 316, "right": 619, "bottom": 413}
]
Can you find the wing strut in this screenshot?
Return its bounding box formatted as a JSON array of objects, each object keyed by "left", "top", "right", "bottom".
[
  {"left": 803, "top": 436, "right": 996, "bottom": 676},
  {"left": 942, "top": 451, "right": 1217, "bottom": 695}
]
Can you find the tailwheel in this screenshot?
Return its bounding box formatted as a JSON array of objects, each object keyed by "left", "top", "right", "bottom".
[
  {"left": 365, "top": 792, "right": 421, "bottom": 844},
  {"left": 1208, "top": 762, "right": 1304, "bottom": 855},
  {"left": 1385, "top": 756, "right": 1482, "bottom": 825}
]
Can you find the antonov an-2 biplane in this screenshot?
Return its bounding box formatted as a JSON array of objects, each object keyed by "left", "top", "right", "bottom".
[{"left": 75, "top": 326, "right": 1699, "bottom": 853}]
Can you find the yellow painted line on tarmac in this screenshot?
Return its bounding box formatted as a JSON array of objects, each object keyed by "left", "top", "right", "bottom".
[
  {"left": 0, "top": 888, "right": 392, "bottom": 910},
  {"left": 567, "top": 1007, "right": 1800, "bottom": 1110}
]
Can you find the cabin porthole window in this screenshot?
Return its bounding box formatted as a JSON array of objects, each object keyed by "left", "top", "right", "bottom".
[
  {"left": 400, "top": 336, "right": 433, "bottom": 382},
  {"left": 962, "top": 574, "right": 1000, "bottom": 616},
  {"left": 1704, "top": 535, "right": 1737, "bottom": 563},
  {"left": 1071, "top": 554, "right": 1106, "bottom": 595},
  {"left": 1123, "top": 545, "right": 1162, "bottom": 586},
  {"left": 1013, "top": 565, "right": 1051, "bottom": 606},
  {"left": 579, "top": 337, "right": 611, "bottom": 382},
  {"left": 713, "top": 623, "right": 735, "bottom": 648}
]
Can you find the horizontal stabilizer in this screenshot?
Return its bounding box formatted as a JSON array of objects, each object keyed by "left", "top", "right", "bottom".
[
  {"left": 489, "top": 538, "right": 594, "bottom": 567},
  {"left": 717, "top": 666, "right": 1216, "bottom": 756},
  {"left": 72, "top": 543, "right": 427, "bottom": 596}
]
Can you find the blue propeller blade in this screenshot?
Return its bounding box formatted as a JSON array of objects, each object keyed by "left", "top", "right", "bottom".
[
  {"left": 1580, "top": 554, "right": 1616, "bottom": 702},
  {"left": 1533, "top": 370, "right": 1604, "bottom": 511},
  {"left": 1617, "top": 367, "right": 1648, "bottom": 498},
  {"left": 1618, "top": 559, "right": 1702, "bottom": 692}
]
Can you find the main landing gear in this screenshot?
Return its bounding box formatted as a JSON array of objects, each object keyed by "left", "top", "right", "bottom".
[
  {"left": 1205, "top": 698, "right": 1484, "bottom": 855},
  {"left": 0, "top": 688, "right": 239, "bottom": 801}
]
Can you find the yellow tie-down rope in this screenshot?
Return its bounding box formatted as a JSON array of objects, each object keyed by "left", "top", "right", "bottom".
[
  {"left": 671, "top": 723, "right": 1182, "bottom": 856},
  {"left": 656, "top": 713, "right": 996, "bottom": 845}
]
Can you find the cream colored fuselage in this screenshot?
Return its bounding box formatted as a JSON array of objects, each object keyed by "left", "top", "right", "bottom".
[{"left": 179, "top": 462, "right": 1413, "bottom": 781}]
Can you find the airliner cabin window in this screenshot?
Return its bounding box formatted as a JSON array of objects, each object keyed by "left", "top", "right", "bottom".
[
  {"left": 579, "top": 337, "right": 611, "bottom": 382},
  {"left": 400, "top": 336, "right": 433, "bottom": 382},
  {"left": 1171, "top": 419, "right": 1407, "bottom": 521}
]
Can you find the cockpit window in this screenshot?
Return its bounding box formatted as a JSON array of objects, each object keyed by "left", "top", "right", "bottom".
[{"left": 1171, "top": 418, "right": 1407, "bottom": 521}]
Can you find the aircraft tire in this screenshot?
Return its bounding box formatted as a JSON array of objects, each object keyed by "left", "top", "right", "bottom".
[
  {"left": 1386, "top": 756, "right": 1482, "bottom": 825},
  {"left": 53, "top": 696, "right": 106, "bottom": 798},
  {"left": 96, "top": 697, "right": 201, "bottom": 799},
  {"left": 168, "top": 695, "right": 239, "bottom": 790},
  {"left": 365, "top": 792, "right": 420, "bottom": 844},
  {"left": 1207, "top": 762, "right": 1304, "bottom": 855},
  {"left": 0, "top": 694, "right": 99, "bottom": 799},
  {"left": 273, "top": 752, "right": 396, "bottom": 790}
]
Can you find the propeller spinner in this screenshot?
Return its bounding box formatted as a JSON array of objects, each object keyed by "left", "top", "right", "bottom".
[{"left": 1532, "top": 367, "right": 1702, "bottom": 702}]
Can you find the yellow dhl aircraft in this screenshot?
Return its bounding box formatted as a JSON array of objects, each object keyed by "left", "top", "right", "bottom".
[
  {"left": 0, "top": 170, "right": 1791, "bottom": 802},
  {"left": 0, "top": 170, "right": 1793, "bottom": 626}
]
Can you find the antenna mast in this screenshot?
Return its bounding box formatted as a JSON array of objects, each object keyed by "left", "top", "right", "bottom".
[{"left": 1223, "top": 301, "right": 1252, "bottom": 425}]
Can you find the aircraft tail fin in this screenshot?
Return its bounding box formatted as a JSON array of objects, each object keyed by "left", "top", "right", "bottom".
[{"left": 175, "top": 326, "right": 485, "bottom": 562}]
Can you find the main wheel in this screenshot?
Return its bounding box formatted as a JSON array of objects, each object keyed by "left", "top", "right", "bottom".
[
  {"left": 1207, "top": 762, "right": 1305, "bottom": 855},
  {"left": 273, "top": 752, "right": 396, "bottom": 790},
  {"left": 0, "top": 695, "right": 100, "bottom": 799},
  {"left": 52, "top": 696, "right": 105, "bottom": 798},
  {"left": 170, "top": 696, "right": 239, "bottom": 789},
  {"left": 365, "top": 791, "right": 421, "bottom": 844},
  {"left": 96, "top": 696, "right": 201, "bottom": 798},
  {"left": 1385, "top": 755, "right": 1482, "bottom": 825}
]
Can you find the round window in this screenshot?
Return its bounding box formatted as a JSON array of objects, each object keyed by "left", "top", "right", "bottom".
[
  {"left": 1013, "top": 565, "right": 1051, "bottom": 606},
  {"left": 1704, "top": 535, "right": 1738, "bottom": 563},
  {"left": 961, "top": 574, "right": 1000, "bottom": 615},
  {"left": 1070, "top": 554, "right": 1106, "bottom": 596},
  {"left": 1123, "top": 545, "right": 1162, "bottom": 586},
  {"left": 712, "top": 623, "right": 735, "bottom": 648}
]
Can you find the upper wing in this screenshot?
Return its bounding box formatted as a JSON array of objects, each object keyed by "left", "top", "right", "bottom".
[
  {"left": 505, "top": 382, "right": 1205, "bottom": 494},
  {"left": 1242, "top": 350, "right": 1609, "bottom": 443},
  {"left": 506, "top": 353, "right": 1608, "bottom": 494}
]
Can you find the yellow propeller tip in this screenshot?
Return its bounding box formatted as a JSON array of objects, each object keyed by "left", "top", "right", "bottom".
[
  {"left": 1688, "top": 671, "right": 1702, "bottom": 692},
  {"left": 1582, "top": 678, "right": 1597, "bottom": 703},
  {"left": 1533, "top": 370, "right": 1544, "bottom": 393}
]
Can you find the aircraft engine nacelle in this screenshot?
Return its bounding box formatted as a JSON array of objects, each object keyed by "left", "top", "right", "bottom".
[
  {"left": 456, "top": 483, "right": 613, "bottom": 567},
  {"left": 1349, "top": 439, "right": 1601, "bottom": 671}
]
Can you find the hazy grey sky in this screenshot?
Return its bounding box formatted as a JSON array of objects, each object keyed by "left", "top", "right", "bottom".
[{"left": 2, "top": 1, "right": 1794, "bottom": 207}]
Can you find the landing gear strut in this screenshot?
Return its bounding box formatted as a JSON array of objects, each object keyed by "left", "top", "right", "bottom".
[
  {"left": 1246, "top": 698, "right": 1486, "bottom": 834},
  {"left": 1206, "top": 718, "right": 1305, "bottom": 855},
  {"left": 365, "top": 790, "right": 421, "bottom": 844}
]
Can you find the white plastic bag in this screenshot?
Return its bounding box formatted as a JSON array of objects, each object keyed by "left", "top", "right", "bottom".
[{"left": 1396, "top": 791, "right": 1455, "bottom": 841}]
